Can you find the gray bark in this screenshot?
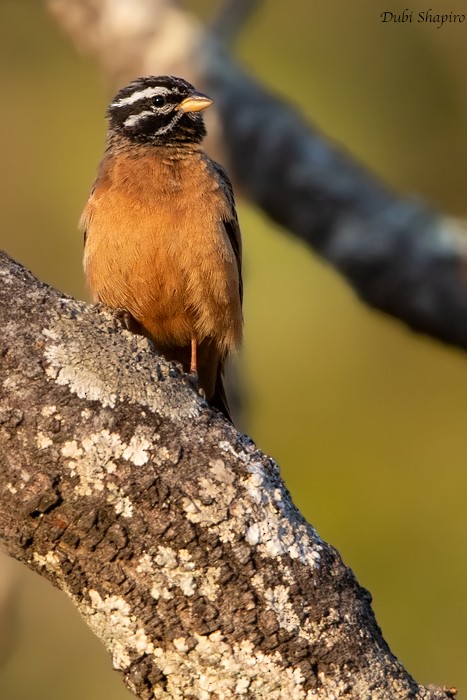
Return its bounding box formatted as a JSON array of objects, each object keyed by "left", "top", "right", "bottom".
[{"left": 0, "top": 252, "right": 456, "bottom": 699}]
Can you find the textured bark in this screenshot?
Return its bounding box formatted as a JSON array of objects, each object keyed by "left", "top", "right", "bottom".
[
  {"left": 46, "top": 0, "right": 467, "bottom": 350},
  {"left": 0, "top": 252, "right": 456, "bottom": 699}
]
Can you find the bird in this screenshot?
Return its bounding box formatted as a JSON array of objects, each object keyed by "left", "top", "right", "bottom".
[{"left": 80, "top": 75, "right": 243, "bottom": 421}]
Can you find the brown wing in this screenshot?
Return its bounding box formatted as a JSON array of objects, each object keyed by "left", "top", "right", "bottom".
[
  {"left": 211, "top": 161, "right": 243, "bottom": 305},
  {"left": 209, "top": 161, "right": 243, "bottom": 424},
  {"left": 80, "top": 181, "right": 98, "bottom": 248},
  {"left": 81, "top": 156, "right": 113, "bottom": 249}
]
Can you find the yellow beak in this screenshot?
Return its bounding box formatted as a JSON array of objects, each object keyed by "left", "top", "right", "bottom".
[{"left": 177, "top": 93, "right": 213, "bottom": 113}]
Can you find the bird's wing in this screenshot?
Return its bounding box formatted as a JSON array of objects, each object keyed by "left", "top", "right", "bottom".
[
  {"left": 211, "top": 161, "right": 243, "bottom": 305},
  {"left": 80, "top": 183, "right": 97, "bottom": 247},
  {"left": 80, "top": 158, "right": 112, "bottom": 247}
]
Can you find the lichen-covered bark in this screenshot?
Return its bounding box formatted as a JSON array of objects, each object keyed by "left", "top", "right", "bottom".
[{"left": 0, "top": 252, "right": 454, "bottom": 699}]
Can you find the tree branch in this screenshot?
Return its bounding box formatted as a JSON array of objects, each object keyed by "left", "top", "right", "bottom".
[
  {"left": 46, "top": 0, "right": 467, "bottom": 350},
  {"left": 0, "top": 251, "right": 455, "bottom": 699},
  {"left": 208, "top": 0, "right": 261, "bottom": 46}
]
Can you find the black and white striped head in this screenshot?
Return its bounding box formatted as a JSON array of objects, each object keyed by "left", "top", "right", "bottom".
[{"left": 107, "top": 75, "right": 213, "bottom": 146}]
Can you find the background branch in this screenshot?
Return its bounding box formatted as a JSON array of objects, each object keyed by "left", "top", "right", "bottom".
[
  {"left": 0, "top": 249, "right": 455, "bottom": 700},
  {"left": 46, "top": 0, "right": 467, "bottom": 350},
  {"left": 208, "top": 0, "right": 261, "bottom": 46}
]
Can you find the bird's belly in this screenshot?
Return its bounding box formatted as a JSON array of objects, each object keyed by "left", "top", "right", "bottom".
[{"left": 84, "top": 197, "right": 240, "bottom": 351}]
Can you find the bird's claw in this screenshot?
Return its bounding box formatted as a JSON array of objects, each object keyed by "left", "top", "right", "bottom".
[{"left": 187, "top": 370, "right": 199, "bottom": 390}]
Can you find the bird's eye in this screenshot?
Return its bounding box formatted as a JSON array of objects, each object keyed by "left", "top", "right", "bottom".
[{"left": 152, "top": 95, "right": 166, "bottom": 108}]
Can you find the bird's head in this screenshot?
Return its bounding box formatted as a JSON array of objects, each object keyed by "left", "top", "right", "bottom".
[{"left": 107, "top": 75, "right": 213, "bottom": 146}]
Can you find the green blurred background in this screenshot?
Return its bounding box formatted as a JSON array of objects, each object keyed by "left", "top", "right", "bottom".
[{"left": 1, "top": 0, "right": 467, "bottom": 697}]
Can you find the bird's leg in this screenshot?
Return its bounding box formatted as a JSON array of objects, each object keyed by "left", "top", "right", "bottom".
[{"left": 190, "top": 335, "right": 198, "bottom": 375}]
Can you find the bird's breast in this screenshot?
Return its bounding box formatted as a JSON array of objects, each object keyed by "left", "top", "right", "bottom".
[{"left": 83, "top": 150, "right": 242, "bottom": 352}]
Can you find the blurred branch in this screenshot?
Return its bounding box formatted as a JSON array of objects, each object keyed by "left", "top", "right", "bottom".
[
  {"left": 208, "top": 0, "right": 261, "bottom": 46},
  {"left": 46, "top": 0, "right": 467, "bottom": 351},
  {"left": 0, "top": 249, "right": 455, "bottom": 700}
]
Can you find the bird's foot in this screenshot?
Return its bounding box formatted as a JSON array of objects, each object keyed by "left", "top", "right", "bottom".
[
  {"left": 186, "top": 371, "right": 206, "bottom": 400},
  {"left": 113, "top": 309, "right": 138, "bottom": 333},
  {"left": 187, "top": 370, "right": 199, "bottom": 391}
]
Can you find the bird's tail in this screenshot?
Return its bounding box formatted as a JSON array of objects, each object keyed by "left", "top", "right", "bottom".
[{"left": 211, "top": 367, "right": 233, "bottom": 423}]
